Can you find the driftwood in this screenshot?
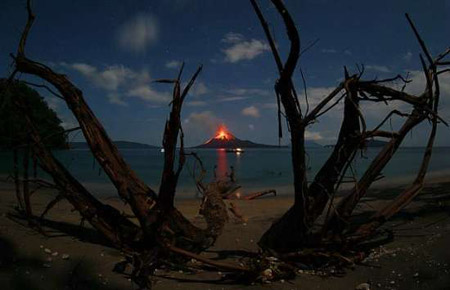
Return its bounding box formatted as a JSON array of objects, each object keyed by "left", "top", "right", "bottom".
[
  {"left": 228, "top": 202, "right": 248, "bottom": 223},
  {"left": 5, "top": 0, "right": 449, "bottom": 286},
  {"left": 12, "top": 148, "right": 23, "bottom": 210},
  {"left": 8, "top": 2, "right": 236, "bottom": 285},
  {"left": 22, "top": 141, "right": 32, "bottom": 218},
  {"left": 251, "top": 0, "right": 448, "bottom": 253},
  {"left": 241, "top": 189, "right": 277, "bottom": 200}
]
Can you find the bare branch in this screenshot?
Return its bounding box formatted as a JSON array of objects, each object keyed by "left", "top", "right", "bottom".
[
  {"left": 17, "top": 0, "right": 35, "bottom": 56},
  {"left": 405, "top": 14, "right": 433, "bottom": 65},
  {"left": 159, "top": 65, "right": 203, "bottom": 209},
  {"left": 304, "top": 83, "right": 345, "bottom": 124},
  {"left": 20, "top": 81, "right": 65, "bottom": 100}
]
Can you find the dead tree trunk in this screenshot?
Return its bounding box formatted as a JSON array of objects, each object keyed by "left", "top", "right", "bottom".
[
  {"left": 13, "top": 92, "right": 142, "bottom": 248},
  {"left": 251, "top": 0, "right": 448, "bottom": 254},
  {"left": 251, "top": 0, "right": 313, "bottom": 251},
  {"left": 22, "top": 141, "right": 32, "bottom": 218},
  {"left": 7, "top": 0, "right": 449, "bottom": 284},
  {"left": 13, "top": 147, "right": 24, "bottom": 210},
  {"left": 10, "top": 1, "right": 232, "bottom": 265},
  {"left": 10, "top": 0, "right": 213, "bottom": 253},
  {"left": 324, "top": 108, "right": 426, "bottom": 236}
]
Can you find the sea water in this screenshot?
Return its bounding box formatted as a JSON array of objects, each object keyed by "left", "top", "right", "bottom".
[{"left": 1, "top": 147, "right": 449, "bottom": 199}]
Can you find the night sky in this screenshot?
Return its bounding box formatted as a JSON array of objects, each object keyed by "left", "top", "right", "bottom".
[{"left": 1, "top": 0, "right": 449, "bottom": 146}]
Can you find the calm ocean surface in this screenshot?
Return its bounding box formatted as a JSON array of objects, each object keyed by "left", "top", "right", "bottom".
[{"left": 1, "top": 147, "right": 449, "bottom": 198}]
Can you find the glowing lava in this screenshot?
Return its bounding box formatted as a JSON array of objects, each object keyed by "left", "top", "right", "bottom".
[{"left": 214, "top": 125, "right": 232, "bottom": 140}]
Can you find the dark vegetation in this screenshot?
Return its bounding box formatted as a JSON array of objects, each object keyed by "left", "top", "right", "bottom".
[
  {"left": 0, "top": 79, "right": 67, "bottom": 150},
  {"left": 3, "top": 0, "right": 449, "bottom": 288},
  {"left": 69, "top": 141, "right": 158, "bottom": 150}
]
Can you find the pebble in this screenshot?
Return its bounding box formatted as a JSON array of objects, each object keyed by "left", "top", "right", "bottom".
[
  {"left": 44, "top": 248, "right": 52, "bottom": 254},
  {"left": 51, "top": 252, "right": 58, "bottom": 257},
  {"left": 262, "top": 269, "right": 273, "bottom": 279},
  {"left": 62, "top": 254, "right": 70, "bottom": 260},
  {"left": 413, "top": 272, "right": 419, "bottom": 278},
  {"left": 42, "top": 263, "right": 51, "bottom": 268},
  {"left": 355, "top": 282, "right": 370, "bottom": 290}
]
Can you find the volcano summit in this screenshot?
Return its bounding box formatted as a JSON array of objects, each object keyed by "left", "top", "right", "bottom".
[{"left": 194, "top": 125, "right": 281, "bottom": 149}]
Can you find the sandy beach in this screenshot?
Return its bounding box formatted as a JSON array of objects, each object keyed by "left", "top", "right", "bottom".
[{"left": 1, "top": 175, "right": 449, "bottom": 290}]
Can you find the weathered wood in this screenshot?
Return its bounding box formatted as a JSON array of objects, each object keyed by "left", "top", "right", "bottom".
[
  {"left": 199, "top": 183, "right": 229, "bottom": 246},
  {"left": 12, "top": 1, "right": 211, "bottom": 251},
  {"left": 241, "top": 189, "right": 277, "bottom": 200},
  {"left": 13, "top": 89, "right": 141, "bottom": 248},
  {"left": 228, "top": 202, "right": 248, "bottom": 223},
  {"left": 13, "top": 148, "right": 24, "bottom": 210},
  {"left": 251, "top": 0, "right": 447, "bottom": 254},
  {"left": 22, "top": 142, "right": 32, "bottom": 217},
  {"left": 306, "top": 76, "right": 361, "bottom": 228},
  {"left": 159, "top": 65, "right": 203, "bottom": 211},
  {"left": 251, "top": 0, "right": 310, "bottom": 251}
]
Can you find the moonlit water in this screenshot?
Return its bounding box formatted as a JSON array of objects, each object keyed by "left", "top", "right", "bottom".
[{"left": 1, "top": 147, "right": 449, "bottom": 198}]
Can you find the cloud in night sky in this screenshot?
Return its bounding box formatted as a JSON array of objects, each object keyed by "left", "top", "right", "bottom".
[
  {"left": 227, "top": 88, "right": 270, "bottom": 97},
  {"left": 305, "top": 130, "right": 323, "bottom": 141},
  {"left": 217, "top": 96, "right": 249, "bottom": 102},
  {"left": 2, "top": 0, "right": 449, "bottom": 147},
  {"left": 366, "top": 65, "right": 391, "bottom": 73},
  {"left": 127, "top": 85, "right": 171, "bottom": 104},
  {"left": 117, "top": 13, "right": 159, "bottom": 53},
  {"left": 186, "top": 100, "right": 207, "bottom": 107},
  {"left": 65, "top": 63, "right": 145, "bottom": 91},
  {"left": 186, "top": 81, "right": 209, "bottom": 97},
  {"left": 183, "top": 111, "right": 221, "bottom": 144},
  {"left": 222, "top": 32, "right": 270, "bottom": 63},
  {"left": 321, "top": 48, "right": 337, "bottom": 54},
  {"left": 221, "top": 32, "right": 245, "bottom": 44},
  {"left": 61, "top": 62, "right": 171, "bottom": 106},
  {"left": 165, "top": 60, "right": 182, "bottom": 69},
  {"left": 403, "top": 51, "right": 413, "bottom": 62},
  {"left": 241, "top": 105, "right": 260, "bottom": 118}
]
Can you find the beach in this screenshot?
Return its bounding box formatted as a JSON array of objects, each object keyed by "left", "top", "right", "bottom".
[{"left": 0, "top": 175, "right": 450, "bottom": 290}]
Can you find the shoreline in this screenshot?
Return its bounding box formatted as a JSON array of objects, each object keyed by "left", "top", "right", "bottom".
[
  {"left": 3, "top": 168, "right": 450, "bottom": 201},
  {"left": 0, "top": 174, "right": 449, "bottom": 289}
]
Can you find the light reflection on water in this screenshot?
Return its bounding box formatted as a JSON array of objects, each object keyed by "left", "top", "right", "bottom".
[
  {"left": 0, "top": 147, "right": 449, "bottom": 198},
  {"left": 215, "top": 149, "right": 228, "bottom": 180}
]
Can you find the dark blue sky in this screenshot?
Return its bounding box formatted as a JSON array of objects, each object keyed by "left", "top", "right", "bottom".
[{"left": 1, "top": 0, "right": 449, "bottom": 146}]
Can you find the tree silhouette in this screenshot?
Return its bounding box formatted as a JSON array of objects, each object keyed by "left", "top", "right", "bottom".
[{"left": 5, "top": 0, "right": 449, "bottom": 287}]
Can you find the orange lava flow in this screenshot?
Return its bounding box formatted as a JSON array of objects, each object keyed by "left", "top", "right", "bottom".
[{"left": 215, "top": 125, "right": 231, "bottom": 140}]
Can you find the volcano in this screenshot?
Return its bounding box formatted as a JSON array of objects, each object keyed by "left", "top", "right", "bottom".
[{"left": 194, "top": 125, "right": 281, "bottom": 149}]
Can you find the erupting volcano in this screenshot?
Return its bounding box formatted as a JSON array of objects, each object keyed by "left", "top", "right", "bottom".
[
  {"left": 213, "top": 125, "right": 235, "bottom": 141},
  {"left": 194, "top": 125, "right": 280, "bottom": 149}
]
